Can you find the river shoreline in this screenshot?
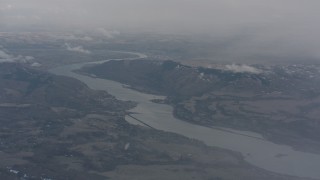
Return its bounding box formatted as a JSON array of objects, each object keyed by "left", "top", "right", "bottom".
[{"left": 50, "top": 52, "right": 320, "bottom": 179}]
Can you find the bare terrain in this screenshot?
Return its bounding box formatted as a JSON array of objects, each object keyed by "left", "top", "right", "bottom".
[
  {"left": 80, "top": 59, "right": 320, "bottom": 154},
  {"left": 1, "top": 32, "right": 319, "bottom": 179},
  {"left": 0, "top": 63, "right": 309, "bottom": 179}
]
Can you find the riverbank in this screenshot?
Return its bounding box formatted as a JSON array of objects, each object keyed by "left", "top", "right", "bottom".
[
  {"left": 46, "top": 55, "right": 316, "bottom": 179},
  {"left": 75, "top": 58, "right": 320, "bottom": 179}
]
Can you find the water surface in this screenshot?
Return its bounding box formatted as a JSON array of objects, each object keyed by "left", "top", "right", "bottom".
[{"left": 50, "top": 54, "right": 320, "bottom": 179}]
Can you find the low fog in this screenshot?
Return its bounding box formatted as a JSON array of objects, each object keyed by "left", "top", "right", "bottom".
[{"left": 1, "top": 0, "right": 320, "bottom": 60}]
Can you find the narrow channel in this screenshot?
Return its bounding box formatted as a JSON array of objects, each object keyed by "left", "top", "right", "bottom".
[{"left": 50, "top": 52, "right": 320, "bottom": 179}]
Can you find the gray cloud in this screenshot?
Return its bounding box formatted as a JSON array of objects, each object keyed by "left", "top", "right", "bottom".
[
  {"left": 0, "top": 49, "right": 37, "bottom": 64},
  {"left": 0, "top": 49, "right": 12, "bottom": 59},
  {"left": 0, "top": 49, "right": 14, "bottom": 63},
  {"left": 225, "top": 64, "right": 261, "bottom": 74},
  {"left": 95, "top": 28, "right": 120, "bottom": 38},
  {"left": 63, "top": 34, "right": 93, "bottom": 41},
  {"left": 1, "top": 0, "right": 318, "bottom": 32},
  {"left": 1, "top": 0, "right": 320, "bottom": 61},
  {"left": 31, "top": 62, "right": 41, "bottom": 67},
  {"left": 65, "top": 43, "right": 91, "bottom": 54}
]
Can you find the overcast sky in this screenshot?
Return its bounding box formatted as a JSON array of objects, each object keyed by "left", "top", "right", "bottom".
[{"left": 1, "top": 0, "right": 320, "bottom": 59}]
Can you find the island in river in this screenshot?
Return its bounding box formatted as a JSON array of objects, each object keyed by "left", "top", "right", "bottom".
[
  {"left": 0, "top": 61, "right": 312, "bottom": 179},
  {"left": 2, "top": 31, "right": 319, "bottom": 179},
  {"left": 79, "top": 59, "right": 320, "bottom": 154},
  {"left": 77, "top": 59, "right": 320, "bottom": 179},
  {"left": 0, "top": 60, "right": 313, "bottom": 180}
]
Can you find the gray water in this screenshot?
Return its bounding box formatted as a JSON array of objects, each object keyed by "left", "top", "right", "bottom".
[{"left": 50, "top": 53, "right": 320, "bottom": 179}]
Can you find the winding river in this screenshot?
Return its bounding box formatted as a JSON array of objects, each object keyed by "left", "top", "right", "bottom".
[{"left": 50, "top": 52, "right": 320, "bottom": 179}]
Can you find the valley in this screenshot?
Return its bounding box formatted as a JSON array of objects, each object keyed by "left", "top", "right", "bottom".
[{"left": 79, "top": 59, "right": 320, "bottom": 154}]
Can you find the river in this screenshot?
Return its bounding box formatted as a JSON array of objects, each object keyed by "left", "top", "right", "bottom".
[{"left": 50, "top": 52, "right": 320, "bottom": 179}]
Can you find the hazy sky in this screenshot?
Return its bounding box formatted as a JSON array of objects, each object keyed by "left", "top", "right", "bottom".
[
  {"left": 1, "top": 0, "right": 319, "bottom": 32},
  {"left": 1, "top": 0, "right": 320, "bottom": 59}
]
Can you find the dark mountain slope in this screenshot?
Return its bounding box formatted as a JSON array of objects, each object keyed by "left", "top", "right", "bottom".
[
  {"left": 80, "top": 59, "right": 320, "bottom": 153},
  {"left": 0, "top": 62, "right": 304, "bottom": 179}
]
